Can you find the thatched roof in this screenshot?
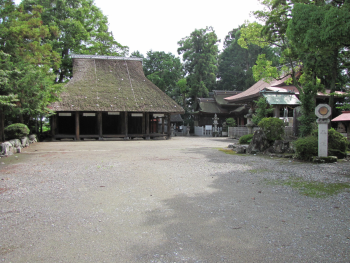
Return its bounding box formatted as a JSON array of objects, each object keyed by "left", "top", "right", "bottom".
[{"left": 51, "top": 55, "right": 184, "bottom": 113}]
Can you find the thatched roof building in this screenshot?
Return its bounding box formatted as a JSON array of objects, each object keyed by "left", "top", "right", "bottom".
[{"left": 51, "top": 55, "right": 184, "bottom": 140}]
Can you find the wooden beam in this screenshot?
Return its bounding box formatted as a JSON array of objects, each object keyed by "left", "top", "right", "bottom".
[
  {"left": 97, "top": 112, "right": 103, "bottom": 139},
  {"left": 167, "top": 113, "right": 171, "bottom": 139},
  {"left": 124, "top": 111, "right": 129, "bottom": 139},
  {"left": 75, "top": 111, "right": 80, "bottom": 141},
  {"left": 146, "top": 112, "right": 150, "bottom": 139},
  {"left": 162, "top": 117, "right": 165, "bottom": 134},
  {"left": 142, "top": 112, "right": 145, "bottom": 134}
]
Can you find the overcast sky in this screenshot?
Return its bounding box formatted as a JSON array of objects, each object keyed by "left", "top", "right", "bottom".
[{"left": 15, "top": 0, "right": 264, "bottom": 57}]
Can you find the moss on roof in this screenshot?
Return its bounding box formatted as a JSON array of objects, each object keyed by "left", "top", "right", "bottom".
[{"left": 51, "top": 57, "right": 184, "bottom": 113}]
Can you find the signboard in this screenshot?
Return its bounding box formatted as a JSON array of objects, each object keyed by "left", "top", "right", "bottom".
[
  {"left": 205, "top": 125, "right": 212, "bottom": 130},
  {"left": 59, "top": 113, "right": 71, "bottom": 117},
  {"left": 108, "top": 112, "right": 120, "bottom": 115},
  {"left": 83, "top": 113, "right": 96, "bottom": 117},
  {"left": 131, "top": 113, "right": 143, "bottom": 117},
  {"left": 153, "top": 114, "right": 164, "bottom": 118}
]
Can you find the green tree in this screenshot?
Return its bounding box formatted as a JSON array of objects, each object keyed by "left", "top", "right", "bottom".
[
  {"left": 237, "top": 0, "right": 341, "bottom": 136},
  {"left": 21, "top": 0, "right": 128, "bottom": 83},
  {"left": 286, "top": 0, "right": 350, "bottom": 109},
  {"left": 218, "top": 26, "right": 279, "bottom": 91},
  {"left": 252, "top": 96, "right": 274, "bottom": 125},
  {"left": 0, "top": 1, "right": 62, "bottom": 139},
  {"left": 142, "top": 51, "right": 184, "bottom": 96},
  {"left": 178, "top": 26, "right": 219, "bottom": 107}
]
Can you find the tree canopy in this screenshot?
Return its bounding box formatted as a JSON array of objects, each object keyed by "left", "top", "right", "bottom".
[
  {"left": 21, "top": 0, "right": 129, "bottom": 83},
  {"left": 217, "top": 26, "right": 279, "bottom": 91},
  {"left": 178, "top": 26, "right": 219, "bottom": 106}
]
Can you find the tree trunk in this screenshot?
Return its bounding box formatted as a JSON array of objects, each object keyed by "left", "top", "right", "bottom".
[{"left": 328, "top": 49, "right": 338, "bottom": 113}]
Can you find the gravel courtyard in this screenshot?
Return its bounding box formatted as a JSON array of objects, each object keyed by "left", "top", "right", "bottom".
[{"left": 1, "top": 137, "right": 350, "bottom": 262}]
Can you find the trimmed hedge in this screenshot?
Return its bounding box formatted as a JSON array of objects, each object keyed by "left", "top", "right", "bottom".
[
  {"left": 4, "top": 123, "right": 30, "bottom": 140},
  {"left": 239, "top": 134, "right": 254, "bottom": 144},
  {"left": 294, "top": 136, "right": 318, "bottom": 161}
]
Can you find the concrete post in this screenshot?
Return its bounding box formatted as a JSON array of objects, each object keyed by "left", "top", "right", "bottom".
[
  {"left": 315, "top": 104, "right": 332, "bottom": 157},
  {"left": 317, "top": 118, "right": 330, "bottom": 157}
]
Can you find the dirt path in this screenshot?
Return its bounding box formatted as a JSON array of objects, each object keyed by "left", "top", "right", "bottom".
[{"left": 1, "top": 137, "right": 350, "bottom": 262}]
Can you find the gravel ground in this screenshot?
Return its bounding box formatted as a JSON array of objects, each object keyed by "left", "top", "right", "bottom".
[{"left": 1, "top": 136, "right": 350, "bottom": 262}]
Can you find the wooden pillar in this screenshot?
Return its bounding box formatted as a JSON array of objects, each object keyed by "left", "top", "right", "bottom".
[
  {"left": 124, "top": 111, "right": 129, "bottom": 139},
  {"left": 167, "top": 113, "right": 171, "bottom": 139},
  {"left": 75, "top": 111, "right": 80, "bottom": 141},
  {"left": 51, "top": 114, "right": 57, "bottom": 140},
  {"left": 146, "top": 112, "right": 150, "bottom": 138},
  {"left": 274, "top": 105, "right": 280, "bottom": 118},
  {"left": 142, "top": 112, "right": 145, "bottom": 134},
  {"left": 97, "top": 112, "right": 102, "bottom": 139},
  {"left": 162, "top": 117, "right": 165, "bottom": 134}
]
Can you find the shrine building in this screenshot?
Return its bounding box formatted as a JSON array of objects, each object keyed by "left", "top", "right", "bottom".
[{"left": 50, "top": 55, "right": 184, "bottom": 140}]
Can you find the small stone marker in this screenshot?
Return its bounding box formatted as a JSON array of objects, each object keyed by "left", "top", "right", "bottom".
[{"left": 315, "top": 104, "right": 332, "bottom": 157}]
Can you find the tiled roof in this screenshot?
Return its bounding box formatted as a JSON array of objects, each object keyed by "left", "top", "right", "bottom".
[
  {"left": 224, "top": 76, "right": 291, "bottom": 103},
  {"left": 332, "top": 111, "right": 350, "bottom": 122},
  {"left": 197, "top": 98, "right": 228, "bottom": 114},
  {"left": 213, "top": 90, "right": 241, "bottom": 106},
  {"left": 51, "top": 56, "right": 184, "bottom": 113}
]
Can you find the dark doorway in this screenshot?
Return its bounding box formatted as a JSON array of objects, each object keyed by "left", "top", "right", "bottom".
[
  {"left": 128, "top": 113, "right": 143, "bottom": 134},
  {"left": 80, "top": 113, "right": 97, "bottom": 135},
  {"left": 102, "top": 112, "right": 122, "bottom": 134},
  {"left": 57, "top": 113, "right": 75, "bottom": 134}
]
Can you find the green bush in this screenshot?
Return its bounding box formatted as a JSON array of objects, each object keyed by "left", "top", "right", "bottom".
[
  {"left": 4, "top": 123, "right": 30, "bottom": 140},
  {"left": 328, "top": 128, "right": 349, "bottom": 159},
  {"left": 294, "top": 136, "right": 318, "bottom": 161},
  {"left": 239, "top": 134, "right": 254, "bottom": 144},
  {"left": 258, "top": 117, "right": 284, "bottom": 142},
  {"left": 294, "top": 128, "right": 349, "bottom": 160},
  {"left": 226, "top": 118, "right": 236, "bottom": 127}
]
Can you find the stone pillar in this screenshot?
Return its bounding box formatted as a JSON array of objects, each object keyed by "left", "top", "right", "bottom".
[
  {"left": 245, "top": 108, "right": 254, "bottom": 134},
  {"left": 212, "top": 114, "right": 219, "bottom": 137},
  {"left": 171, "top": 124, "right": 175, "bottom": 137},
  {"left": 315, "top": 104, "right": 332, "bottom": 157},
  {"left": 317, "top": 118, "right": 330, "bottom": 157},
  {"left": 186, "top": 123, "right": 190, "bottom": 136}
]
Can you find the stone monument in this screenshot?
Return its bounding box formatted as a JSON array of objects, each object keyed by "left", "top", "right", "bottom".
[
  {"left": 244, "top": 108, "right": 254, "bottom": 134},
  {"left": 212, "top": 114, "right": 219, "bottom": 137},
  {"left": 315, "top": 104, "right": 332, "bottom": 157}
]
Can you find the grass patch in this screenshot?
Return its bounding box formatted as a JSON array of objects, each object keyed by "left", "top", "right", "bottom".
[
  {"left": 219, "top": 148, "right": 239, "bottom": 155},
  {"left": 265, "top": 177, "right": 350, "bottom": 198}
]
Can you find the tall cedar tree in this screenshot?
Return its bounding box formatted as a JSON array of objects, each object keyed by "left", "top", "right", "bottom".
[
  {"left": 218, "top": 26, "right": 279, "bottom": 91},
  {"left": 0, "top": 0, "right": 61, "bottom": 139},
  {"left": 177, "top": 26, "right": 219, "bottom": 107}
]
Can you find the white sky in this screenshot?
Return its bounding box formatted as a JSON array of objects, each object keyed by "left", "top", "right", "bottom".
[{"left": 15, "top": 0, "right": 263, "bottom": 57}]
